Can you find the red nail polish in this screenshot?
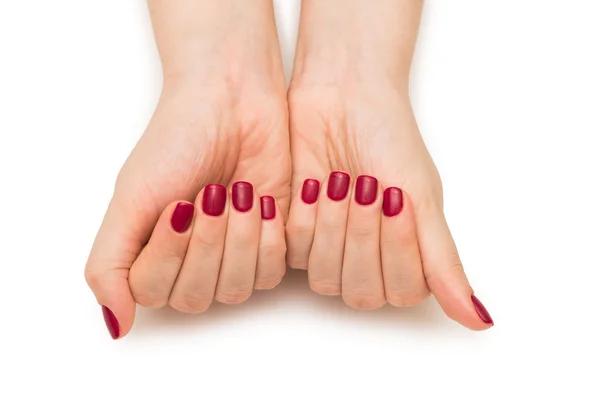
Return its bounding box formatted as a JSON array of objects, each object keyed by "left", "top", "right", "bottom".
[
  {"left": 171, "top": 202, "right": 195, "bottom": 233},
  {"left": 301, "top": 179, "right": 320, "bottom": 204},
  {"left": 471, "top": 295, "right": 494, "bottom": 325},
  {"left": 202, "top": 184, "right": 227, "bottom": 216},
  {"left": 355, "top": 175, "right": 378, "bottom": 205},
  {"left": 102, "top": 306, "right": 120, "bottom": 340},
  {"left": 232, "top": 181, "right": 253, "bottom": 212},
  {"left": 260, "top": 196, "right": 276, "bottom": 220},
  {"left": 327, "top": 171, "right": 350, "bottom": 201},
  {"left": 383, "top": 187, "right": 404, "bottom": 217}
]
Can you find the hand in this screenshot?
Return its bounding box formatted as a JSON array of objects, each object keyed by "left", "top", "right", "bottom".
[
  {"left": 285, "top": 0, "right": 493, "bottom": 330},
  {"left": 85, "top": 0, "right": 291, "bottom": 339}
]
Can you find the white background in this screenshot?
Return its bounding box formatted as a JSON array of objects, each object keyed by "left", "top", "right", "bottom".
[{"left": 1, "top": 1, "right": 599, "bottom": 399}]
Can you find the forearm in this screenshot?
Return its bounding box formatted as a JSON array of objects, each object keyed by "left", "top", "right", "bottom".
[
  {"left": 148, "top": 0, "right": 284, "bottom": 91},
  {"left": 292, "top": 0, "right": 423, "bottom": 90}
]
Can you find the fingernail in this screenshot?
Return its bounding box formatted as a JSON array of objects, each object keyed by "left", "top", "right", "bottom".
[
  {"left": 383, "top": 187, "right": 404, "bottom": 216},
  {"left": 355, "top": 175, "right": 378, "bottom": 205},
  {"left": 327, "top": 171, "right": 350, "bottom": 201},
  {"left": 171, "top": 202, "right": 195, "bottom": 233},
  {"left": 102, "top": 306, "right": 120, "bottom": 340},
  {"left": 232, "top": 181, "right": 253, "bottom": 212},
  {"left": 202, "top": 184, "right": 227, "bottom": 216},
  {"left": 471, "top": 295, "right": 494, "bottom": 325},
  {"left": 260, "top": 196, "right": 276, "bottom": 220},
  {"left": 301, "top": 179, "right": 320, "bottom": 204}
]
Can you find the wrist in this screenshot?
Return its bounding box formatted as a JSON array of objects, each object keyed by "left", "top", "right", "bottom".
[
  {"left": 150, "top": 0, "right": 285, "bottom": 94},
  {"left": 290, "top": 0, "right": 422, "bottom": 92}
]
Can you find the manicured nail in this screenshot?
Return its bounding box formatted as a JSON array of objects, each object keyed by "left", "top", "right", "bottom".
[
  {"left": 260, "top": 196, "right": 276, "bottom": 220},
  {"left": 471, "top": 295, "right": 494, "bottom": 325},
  {"left": 232, "top": 181, "right": 253, "bottom": 212},
  {"left": 301, "top": 179, "right": 320, "bottom": 204},
  {"left": 171, "top": 202, "right": 195, "bottom": 233},
  {"left": 355, "top": 175, "right": 378, "bottom": 205},
  {"left": 327, "top": 171, "right": 350, "bottom": 201},
  {"left": 383, "top": 187, "right": 404, "bottom": 217},
  {"left": 202, "top": 184, "right": 227, "bottom": 216},
  {"left": 102, "top": 306, "right": 120, "bottom": 340}
]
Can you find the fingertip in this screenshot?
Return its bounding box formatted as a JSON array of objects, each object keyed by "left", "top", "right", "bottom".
[
  {"left": 87, "top": 271, "right": 136, "bottom": 340},
  {"left": 428, "top": 271, "right": 494, "bottom": 330},
  {"left": 301, "top": 178, "right": 320, "bottom": 205},
  {"left": 199, "top": 184, "right": 228, "bottom": 217},
  {"left": 101, "top": 302, "right": 135, "bottom": 340},
  {"left": 260, "top": 196, "right": 277, "bottom": 220},
  {"left": 417, "top": 202, "right": 493, "bottom": 330},
  {"left": 231, "top": 181, "right": 256, "bottom": 213},
  {"left": 169, "top": 201, "right": 195, "bottom": 234},
  {"left": 102, "top": 305, "right": 120, "bottom": 340},
  {"left": 285, "top": 178, "right": 320, "bottom": 270},
  {"left": 256, "top": 196, "right": 287, "bottom": 289},
  {"left": 471, "top": 294, "right": 494, "bottom": 327},
  {"left": 383, "top": 187, "right": 404, "bottom": 217}
]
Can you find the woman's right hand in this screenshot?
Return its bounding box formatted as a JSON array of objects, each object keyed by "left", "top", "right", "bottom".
[{"left": 285, "top": 0, "right": 493, "bottom": 330}]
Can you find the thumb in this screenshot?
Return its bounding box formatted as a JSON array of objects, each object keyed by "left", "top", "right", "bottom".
[
  {"left": 416, "top": 204, "right": 494, "bottom": 330},
  {"left": 85, "top": 195, "right": 157, "bottom": 339}
]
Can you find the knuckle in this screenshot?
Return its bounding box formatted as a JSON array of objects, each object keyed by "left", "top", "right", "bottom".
[
  {"left": 287, "top": 255, "right": 308, "bottom": 270},
  {"left": 285, "top": 240, "right": 308, "bottom": 269},
  {"left": 342, "top": 292, "right": 386, "bottom": 310},
  {"left": 130, "top": 281, "right": 169, "bottom": 308},
  {"left": 320, "top": 220, "right": 347, "bottom": 233},
  {"left": 309, "top": 277, "right": 341, "bottom": 296},
  {"left": 424, "top": 251, "right": 465, "bottom": 286},
  {"left": 132, "top": 289, "right": 168, "bottom": 308},
  {"left": 254, "top": 276, "right": 284, "bottom": 290},
  {"left": 346, "top": 226, "right": 378, "bottom": 239},
  {"left": 229, "top": 231, "right": 256, "bottom": 248},
  {"left": 214, "top": 288, "right": 252, "bottom": 304},
  {"left": 169, "top": 294, "right": 212, "bottom": 314},
  {"left": 255, "top": 263, "right": 286, "bottom": 291},
  {"left": 381, "top": 229, "right": 415, "bottom": 245},
  {"left": 286, "top": 222, "right": 314, "bottom": 237},
  {"left": 387, "top": 290, "right": 430, "bottom": 307},
  {"left": 191, "top": 231, "right": 223, "bottom": 249},
  {"left": 448, "top": 252, "right": 465, "bottom": 273},
  {"left": 84, "top": 268, "right": 103, "bottom": 290},
  {"left": 259, "top": 242, "right": 287, "bottom": 262}
]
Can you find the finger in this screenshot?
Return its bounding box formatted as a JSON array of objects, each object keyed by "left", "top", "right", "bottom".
[
  {"left": 308, "top": 171, "right": 351, "bottom": 296},
  {"left": 417, "top": 202, "right": 494, "bottom": 330},
  {"left": 380, "top": 188, "right": 429, "bottom": 307},
  {"left": 84, "top": 191, "right": 159, "bottom": 339},
  {"left": 168, "top": 184, "right": 228, "bottom": 313},
  {"left": 129, "top": 201, "right": 194, "bottom": 308},
  {"left": 285, "top": 178, "right": 320, "bottom": 270},
  {"left": 215, "top": 181, "right": 261, "bottom": 304},
  {"left": 254, "top": 196, "right": 287, "bottom": 290},
  {"left": 342, "top": 175, "right": 386, "bottom": 310}
]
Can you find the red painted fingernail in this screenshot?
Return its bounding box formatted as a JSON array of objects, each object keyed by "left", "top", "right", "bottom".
[
  {"left": 301, "top": 179, "right": 320, "bottom": 204},
  {"left": 327, "top": 171, "right": 350, "bottom": 201},
  {"left": 471, "top": 295, "right": 494, "bottom": 325},
  {"left": 202, "top": 184, "right": 227, "bottom": 216},
  {"left": 171, "top": 202, "right": 195, "bottom": 233},
  {"left": 383, "top": 187, "right": 404, "bottom": 216},
  {"left": 232, "top": 181, "right": 253, "bottom": 212},
  {"left": 102, "top": 306, "right": 120, "bottom": 340},
  {"left": 260, "top": 196, "right": 276, "bottom": 220},
  {"left": 355, "top": 175, "right": 378, "bottom": 205}
]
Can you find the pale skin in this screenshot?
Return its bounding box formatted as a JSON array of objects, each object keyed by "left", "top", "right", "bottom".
[{"left": 85, "top": 0, "right": 493, "bottom": 339}]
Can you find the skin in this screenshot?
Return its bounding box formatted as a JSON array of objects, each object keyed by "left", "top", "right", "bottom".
[
  {"left": 285, "top": 0, "right": 492, "bottom": 330},
  {"left": 85, "top": 0, "right": 291, "bottom": 339},
  {"left": 86, "top": 0, "right": 493, "bottom": 339}
]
